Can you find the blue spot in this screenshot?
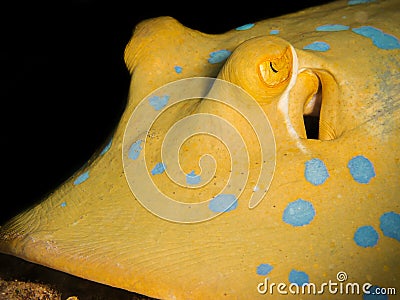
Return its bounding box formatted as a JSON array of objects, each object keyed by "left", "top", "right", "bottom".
[
  {"left": 100, "top": 138, "right": 112, "bottom": 155},
  {"left": 148, "top": 95, "right": 169, "bottom": 111},
  {"left": 269, "top": 29, "right": 280, "bottom": 35},
  {"left": 208, "top": 49, "right": 231, "bottom": 64},
  {"left": 363, "top": 285, "right": 389, "bottom": 300},
  {"left": 151, "top": 162, "right": 166, "bottom": 175},
  {"left": 209, "top": 194, "right": 238, "bottom": 212},
  {"left": 348, "top": 0, "right": 376, "bottom": 5},
  {"left": 257, "top": 264, "right": 273, "bottom": 276},
  {"left": 354, "top": 225, "right": 379, "bottom": 247},
  {"left": 316, "top": 24, "right": 350, "bottom": 31},
  {"left": 236, "top": 23, "right": 254, "bottom": 31},
  {"left": 303, "top": 41, "right": 331, "bottom": 52},
  {"left": 186, "top": 170, "right": 201, "bottom": 185},
  {"left": 74, "top": 171, "right": 89, "bottom": 185},
  {"left": 352, "top": 26, "right": 400, "bottom": 50},
  {"left": 128, "top": 140, "right": 143, "bottom": 160},
  {"left": 282, "top": 199, "right": 315, "bottom": 226},
  {"left": 304, "top": 158, "right": 329, "bottom": 186},
  {"left": 379, "top": 211, "right": 400, "bottom": 242},
  {"left": 61, "top": 201, "right": 67, "bottom": 207},
  {"left": 347, "top": 155, "right": 375, "bottom": 184},
  {"left": 174, "top": 65, "right": 182, "bottom": 73},
  {"left": 289, "top": 270, "right": 309, "bottom": 286}
]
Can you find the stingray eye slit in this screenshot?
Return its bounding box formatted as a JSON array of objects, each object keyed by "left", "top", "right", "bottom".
[
  {"left": 269, "top": 62, "right": 278, "bottom": 73},
  {"left": 258, "top": 47, "right": 292, "bottom": 88}
]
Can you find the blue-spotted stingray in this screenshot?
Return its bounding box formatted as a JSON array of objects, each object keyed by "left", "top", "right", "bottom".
[{"left": 0, "top": 0, "right": 399, "bottom": 299}]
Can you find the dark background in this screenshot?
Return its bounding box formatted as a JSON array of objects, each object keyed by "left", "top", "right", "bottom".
[{"left": 0, "top": 0, "right": 335, "bottom": 225}]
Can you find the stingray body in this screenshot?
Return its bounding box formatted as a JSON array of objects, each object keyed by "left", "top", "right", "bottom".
[{"left": 1, "top": 0, "right": 399, "bottom": 299}]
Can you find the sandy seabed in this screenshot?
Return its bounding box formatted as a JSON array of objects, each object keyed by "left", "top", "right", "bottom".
[{"left": 0, "top": 254, "right": 155, "bottom": 300}]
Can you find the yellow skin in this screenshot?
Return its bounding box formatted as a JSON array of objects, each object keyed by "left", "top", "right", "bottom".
[{"left": 1, "top": 0, "right": 399, "bottom": 299}]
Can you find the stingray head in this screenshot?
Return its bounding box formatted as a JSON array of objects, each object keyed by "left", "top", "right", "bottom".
[
  {"left": 0, "top": 2, "right": 399, "bottom": 299},
  {"left": 215, "top": 34, "right": 349, "bottom": 144}
]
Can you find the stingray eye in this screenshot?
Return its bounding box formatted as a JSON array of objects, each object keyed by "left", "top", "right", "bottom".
[{"left": 258, "top": 47, "right": 292, "bottom": 87}]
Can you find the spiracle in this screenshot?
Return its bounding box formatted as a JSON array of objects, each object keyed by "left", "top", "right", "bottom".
[{"left": 122, "top": 77, "right": 276, "bottom": 223}]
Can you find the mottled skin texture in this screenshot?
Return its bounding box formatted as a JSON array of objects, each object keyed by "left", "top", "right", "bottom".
[{"left": 0, "top": 0, "right": 399, "bottom": 299}]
